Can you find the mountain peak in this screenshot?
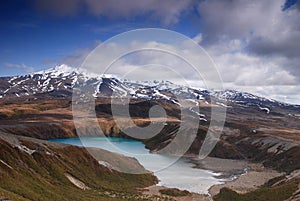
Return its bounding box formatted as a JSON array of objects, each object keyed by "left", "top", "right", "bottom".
[
  {"left": 52, "top": 64, "right": 76, "bottom": 73},
  {"left": 33, "top": 64, "right": 77, "bottom": 77}
]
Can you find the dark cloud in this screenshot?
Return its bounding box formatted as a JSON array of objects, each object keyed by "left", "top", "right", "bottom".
[
  {"left": 246, "top": 34, "right": 300, "bottom": 80},
  {"left": 195, "top": 0, "right": 300, "bottom": 103},
  {"left": 34, "top": 0, "right": 80, "bottom": 16},
  {"left": 247, "top": 34, "right": 300, "bottom": 58},
  {"left": 197, "top": 0, "right": 300, "bottom": 60},
  {"left": 33, "top": 0, "right": 195, "bottom": 24},
  {"left": 197, "top": 0, "right": 278, "bottom": 44}
]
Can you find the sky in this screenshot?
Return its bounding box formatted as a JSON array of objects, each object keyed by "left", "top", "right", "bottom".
[{"left": 0, "top": 0, "right": 299, "bottom": 104}]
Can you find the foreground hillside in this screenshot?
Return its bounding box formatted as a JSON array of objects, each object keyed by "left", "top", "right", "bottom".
[{"left": 0, "top": 132, "right": 160, "bottom": 201}]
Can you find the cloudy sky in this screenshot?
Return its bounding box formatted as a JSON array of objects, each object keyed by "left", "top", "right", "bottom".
[{"left": 0, "top": 0, "right": 299, "bottom": 104}]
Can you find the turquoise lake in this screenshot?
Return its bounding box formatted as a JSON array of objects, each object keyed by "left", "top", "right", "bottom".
[{"left": 50, "top": 137, "right": 224, "bottom": 194}]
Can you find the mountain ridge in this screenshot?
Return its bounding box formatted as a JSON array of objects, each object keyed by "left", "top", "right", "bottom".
[{"left": 0, "top": 64, "right": 298, "bottom": 115}]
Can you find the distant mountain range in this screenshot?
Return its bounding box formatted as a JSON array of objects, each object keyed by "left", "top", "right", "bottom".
[{"left": 0, "top": 64, "right": 299, "bottom": 117}]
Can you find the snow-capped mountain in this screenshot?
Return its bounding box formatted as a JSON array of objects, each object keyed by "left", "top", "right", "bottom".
[
  {"left": 0, "top": 64, "right": 206, "bottom": 100},
  {"left": 211, "top": 89, "right": 299, "bottom": 111},
  {"left": 0, "top": 64, "right": 299, "bottom": 114}
]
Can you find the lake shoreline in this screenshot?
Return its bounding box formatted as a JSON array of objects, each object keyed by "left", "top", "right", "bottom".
[
  {"left": 208, "top": 162, "right": 283, "bottom": 197},
  {"left": 49, "top": 137, "right": 283, "bottom": 200},
  {"left": 183, "top": 156, "right": 283, "bottom": 198},
  {"left": 49, "top": 137, "right": 224, "bottom": 194},
  {"left": 141, "top": 159, "right": 283, "bottom": 201}
]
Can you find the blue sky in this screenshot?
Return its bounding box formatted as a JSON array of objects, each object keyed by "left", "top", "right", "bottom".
[
  {"left": 0, "top": 0, "right": 299, "bottom": 103},
  {"left": 0, "top": 0, "right": 201, "bottom": 76}
]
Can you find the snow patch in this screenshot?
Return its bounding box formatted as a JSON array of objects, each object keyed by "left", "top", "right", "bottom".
[
  {"left": 43, "top": 78, "right": 51, "bottom": 87},
  {"left": 8, "top": 76, "right": 18, "bottom": 83},
  {"left": 92, "top": 79, "right": 102, "bottom": 98},
  {"left": 216, "top": 102, "right": 228, "bottom": 107},
  {"left": 258, "top": 105, "right": 270, "bottom": 114},
  {"left": 98, "top": 161, "right": 114, "bottom": 170},
  {"left": 17, "top": 145, "right": 36, "bottom": 155},
  {"left": 65, "top": 173, "right": 91, "bottom": 190},
  {"left": 3, "top": 88, "right": 10, "bottom": 94},
  {"left": 0, "top": 159, "right": 13, "bottom": 169},
  {"left": 188, "top": 99, "right": 199, "bottom": 106}
]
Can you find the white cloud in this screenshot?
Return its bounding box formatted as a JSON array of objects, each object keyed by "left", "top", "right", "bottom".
[
  {"left": 211, "top": 51, "right": 297, "bottom": 86},
  {"left": 79, "top": 29, "right": 223, "bottom": 91},
  {"left": 195, "top": 0, "right": 300, "bottom": 104},
  {"left": 192, "top": 33, "right": 203, "bottom": 44},
  {"left": 35, "top": 0, "right": 80, "bottom": 17},
  {"left": 4, "top": 62, "right": 34, "bottom": 73}
]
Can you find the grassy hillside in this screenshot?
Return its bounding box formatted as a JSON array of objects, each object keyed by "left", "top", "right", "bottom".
[{"left": 0, "top": 133, "right": 159, "bottom": 201}]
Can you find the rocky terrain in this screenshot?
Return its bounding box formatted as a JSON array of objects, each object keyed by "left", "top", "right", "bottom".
[{"left": 0, "top": 65, "right": 300, "bottom": 200}]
